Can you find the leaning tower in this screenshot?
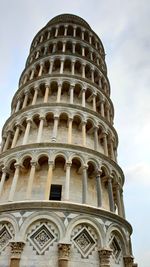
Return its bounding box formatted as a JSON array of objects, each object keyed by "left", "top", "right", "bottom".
[{"left": 0, "top": 14, "right": 137, "bottom": 267}]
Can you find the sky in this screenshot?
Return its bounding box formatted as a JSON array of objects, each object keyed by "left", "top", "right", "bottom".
[{"left": 0, "top": 0, "right": 150, "bottom": 265}]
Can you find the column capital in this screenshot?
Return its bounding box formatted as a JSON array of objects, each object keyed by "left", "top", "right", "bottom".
[
  {"left": 82, "top": 164, "right": 88, "bottom": 170},
  {"left": 26, "top": 118, "right": 32, "bottom": 123},
  {"left": 39, "top": 115, "right": 45, "bottom": 121},
  {"left": 98, "top": 248, "right": 112, "bottom": 265},
  {"left": 58, "top": 242, "right": 71, "bottom": 260},
  {"left": 14, "top": 163, "right": 20, "bottom": 169},
  {"left": 30, "top": 161, "right": 37, "bottom": 167},
  {"left": 65, "top": 161, "right": 72, "bottom": 168},
  {"left": 48, "top": 160, "right": 54, "bottom": 167},
  {"left": 123, "top": 255, "right": 134, "bottom": 267},
  {"left": 10, "top": 241, "right": 25, "bottom": 259}
]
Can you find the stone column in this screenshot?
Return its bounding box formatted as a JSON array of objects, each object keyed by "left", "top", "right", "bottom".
[
  {"left": 121, "top": 191, "right": 126, "bottom": 218},
  {"left": 82, "top": 63, "right": 85, "bottom": 78},
  {"left": 22, "top": 119, "right": 32, "bottom": 145},
  {"left": 109, "top": 138, "right": 115, "bottom": 161},
  {"left": 73, "top": 26, "right": 76, "bottom": 37},
  {"left": 35, "top": 50, "right": 40, "bottom": 59},
  {"left": 72, "top": 42, "right": 76, "bottom": 54},
  {"left": 45, "top": 161, "right": 54, "bottom": 200},
  {"left": 123, "top": 255, "right": 134, "bottom": 267},
  {"left": 96, "top": 170, "right": 102, "bottom": 207},
  {"left": 82, "top": 165, "right": 88, "bottom": 204},
  {"left": 44, "top": 84, "right": 49, "bottom": 103},
  {"left": 90, "top": 50, "right": 93, "bottom": 60},
  {"left": 37, "top": 116, "right": 45, "bottom": 143},
  {"left": 103, "top": 132, "right": 108, "bottom": 156},
  {"left": 91, "top": 69, "right": 94, "bottom": 83},
  {"left": 30, "top": 67, "right": 35, "bottom": 80},
  {"left": 62, "top": 41, "right": 66, "bottom": 53},
  {"left": 10, "top": 241, "right": 25, "bottom": 267},
  {"left": 82, "top": 88, "right": 86, "bottom": 107},
  {"left": 71, "top": 60, "right": 75, "bottom": 75},
  {"left": 64, "top": 162, "right": 71, "bottom": 201},
  {"left": 38, "top": 63, "right": 44, "bottom": 77},
  {"left": 49, "top": 60, "right": 54, "bottom": 74},
  {"left": 82, "top": 121, "right": 86, "bottom": 146},
  {"left": 52, "top": 116, "right": 59, "bottom": 142},
  {"left": 60, "top": 59, "right": 64, "bottom": 74},
  {"left": 0, "top": 168, "right": 7, "bottom": 197},
  {"left": 92, "top": 94, "right": 96, "bottom": 111},
  {"left": 98, "top": 248, "right": 112, "bottom": 267},
  {"left": 94, "top": 127, "right": 98, "bottom": 150},
  {"left": 100, "top": 100, "right": 105, "bottom": 117},
  {"left": 57, "top": 83, "right": 62, "bottom": 103},
  {"left": 11, "top": 125, "right": 20, "bottom": 148},
  {"left": 32, "top": 87, "right": 38, "bottom": 105},
  {"left": 70, "top": 84, "right": 74, "bottom": 104},
  {"left": 44, "top": 45, "right": 48, "bottom": 56},
  {"left": 47, "top": 31, "right": 51, "bottom": 40},
  {"left": 9, "top": 164, "right": 20, "bottom": 201},
  {"left": 81, "top": 30, "right": 85, "bottom": 40},
  {"left": 15, "top": 98, "right": 21, "bottom": 112},
  {"left": 68, "top": 118, "right": 73, "bottom": 144},
  {"left": 107, "top": 176, "right": 115, "bottom": 212},
  {"left": 58, "top": 243, "right": 71, "bottom": 267},
  {"left": 40, "top": 35, "right": 43, "bottom": 42},
  {"left": 64, "top": 26, "right": 68, "bottom": 36},
  {"left": 3, "top": 131, "right": 12, "bottom": 152},
  {"left": 26, "top": 161, "right": 36, "bottom": 199},
  {"left": 106, "top": 106, "right": 110, "bottom": 122},
  {"left": 22, "top": 92, "right": 29, "bottom": 108},
  {"left": 23, "top": 74, "right": 28, "bottom": 84},
  {"left": 52, "top": 43, "right": 56, "bottom": 53},
  {"left": 115, "top": 183, "right": 123, "bottom": 217},
  {"left": 82, "top": 46, "right": 85, "bottom": 56}
]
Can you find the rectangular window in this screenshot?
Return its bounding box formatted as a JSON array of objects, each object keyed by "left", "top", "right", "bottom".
[{"left": 49, "top": 184, "right": 62, "bottom": 201}]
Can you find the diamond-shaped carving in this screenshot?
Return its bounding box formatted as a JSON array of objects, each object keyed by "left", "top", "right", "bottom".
[
  {"left": 28, "top": 223, "right": 57, "bottom": 254},
  {"left": 73, "top": 227, "right": 96, "bottom": 258},
  {"left": 0, "top": 225, "right": 12, "bottom": 252}
]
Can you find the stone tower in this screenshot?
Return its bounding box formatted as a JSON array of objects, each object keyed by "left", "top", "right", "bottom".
[{"left": 0, "top": 14, "right": 137, "bottom": 267}]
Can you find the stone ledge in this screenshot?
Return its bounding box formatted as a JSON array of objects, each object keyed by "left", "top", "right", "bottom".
[{"left": 0, "top": 200, "right": 132, "bottom": 233}]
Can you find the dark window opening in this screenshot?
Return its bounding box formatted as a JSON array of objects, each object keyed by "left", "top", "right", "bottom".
[{"left": 49, "top": 184, "right": 62, "bottom": 201}]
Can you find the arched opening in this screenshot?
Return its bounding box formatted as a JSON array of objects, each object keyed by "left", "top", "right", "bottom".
[
  {"left": 75, "top": 61, "right": 82, "bottom": 76},
  {"left": 85, "top": 47, "right": 90, "bottom": 59},
  {"left": 64, "top": 59, "right": 71, "bottom": 73},
  {"left": 85, "top": 88, "right": 93, "bottom": 109},
  {"left": 49, "top": 81, "right": 58, "bottom": 102},
  {"left": 87, "top": 161, "right": 97, "bottom": 206},
  {"left": 67, "top": 25, "right": 73, "bottom": 36},
  {"left": 72, "top": 115, "right": 82, "bottom": 146},
  {"left": 75, "top": 43, "right": 82, "bottom": 56},
  {"left": 85, "top": 65, "right": 91, "bottom": 79},
  {"left": 53, "top": 156, "right": 66, "bottom": 200},
  {"left": 48, "top": 43, "right": 53, "bottom": 54},
  {"left": 76, "top": 27, "right": 82, "bottom": 39},
  {"left": 56, "top": 41, "right": 63, "bottom": 53},
  {"left": 94, "top": 70, "right": 99, "bottom": 85},
  {"left": 51, "top": 27, "right": 56, "bottom": 37},
  {"left": 86, "top": 119, "right": 94, "bottom": 149},
  {"left": 58, "top": 25, "right": 65, "bottom": 36},
  {"left": 70, "top": 157, "right": 82, "bottom": 203},
  {"left": 84, "top": 31, "right": 89, "bottom": 42},
  {"left": 58, "top": 113, "right": 69, "bottom": 143},
  {"left": 74, "top": 84, "right": 82, "bottom": 105},
  {"left": 45, "top": 112, "right": 54, "bottom": 142},
  {"left": 34, "top": 64, "right": 40, "bottom": 79},
  {"left": 61, "top": 82, "right": 70, "bottom": 103},
  {"left": 52, "top": 59, "right": 61, "bottom": 73},
  {"left": 43, "top": 60, "right": 50, "bottom": 74},
  {"left": 66, "top": 41, "right": 72, "bottom": 53}
]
